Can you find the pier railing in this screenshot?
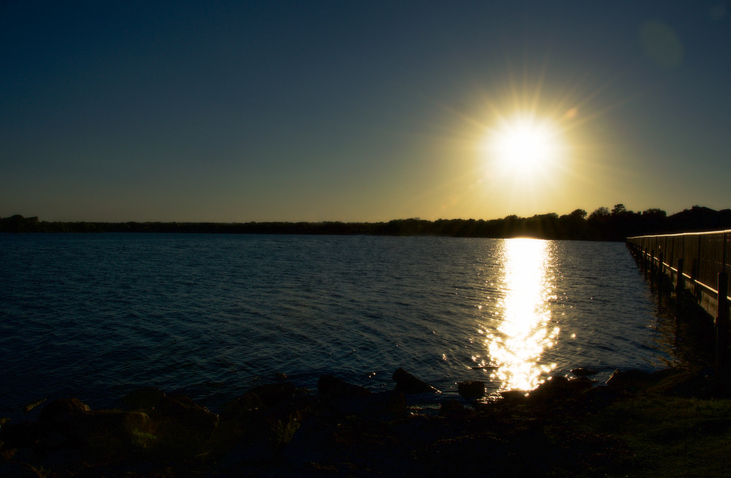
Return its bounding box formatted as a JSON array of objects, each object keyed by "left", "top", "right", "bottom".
[{"left": 626, "top": 231, "right": 730, "bottom": 361}]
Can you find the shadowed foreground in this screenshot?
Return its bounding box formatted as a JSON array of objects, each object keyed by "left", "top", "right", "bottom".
[{"left": 3, "top": 366, "right": 731, "bottom": 478}]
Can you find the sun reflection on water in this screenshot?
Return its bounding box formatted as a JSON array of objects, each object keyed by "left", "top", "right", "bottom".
[{"left": 488, "top": 238, "right": 558, "bottom": 391}]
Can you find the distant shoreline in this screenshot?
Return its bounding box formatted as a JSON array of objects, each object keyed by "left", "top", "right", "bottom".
[{"left": 3, "top": 206, "right": 731, "bottom": 240}]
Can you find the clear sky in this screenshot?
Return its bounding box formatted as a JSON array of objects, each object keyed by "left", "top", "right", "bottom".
[{"left": 2, "top": 1, "right": 730, "bottom": 223}]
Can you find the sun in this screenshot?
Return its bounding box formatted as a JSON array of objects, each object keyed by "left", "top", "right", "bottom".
[{"left": 490, "top": 116, "right": 561, "bottom": 175}]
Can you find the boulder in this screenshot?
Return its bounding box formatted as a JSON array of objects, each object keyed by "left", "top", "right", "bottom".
[
  {"left": 583, "top": 385, "right": 621, "bottom": 408},
  {"left": 605, "top": 369, "right": 657, "bottom": 392},
  {"left": 325, "top": 390, "right": 407, "bottom": 416},
  {"left": 0, "top": 461, "right": 43, "bottom": 478},
  {"left": 108, "top": 389, "right": 219, "bottom": 458},
  {"left": 458, "top": 381, "right": 485, "bottom": 399},
  {"left": 156, "top": 394, "right": 219, "bottom": 438},
  {"left": 440, "top": 399, "right": 465, "bottom": 414},
  {"left": 570, "top": 368, "right": 598, "bottom": 377},
  {"left": 439, "top": 400, "right": 475, "bottom": 418},
  {"left": 50, "top": 410, "right": 155, "bottom": 458},
  {"left": 246, "top": 382, "right": 297, "bottom": 408},
  {"left": 22, "top": 399, "right": 47, "bottom": 414},
  {"left": 38, "top": 398, "right": 90, "bottom": 425},
  {"left": 499, "top": 390, "right": 528, "bottom": 402},
  {"left": 629, "top": 367, "right": 721, "bottom": 398},
  {"left": 0, "top": 421, "right": 44, "bottom": 449},
  {"left": 568, "top": 376, "right": 596, "bottom": 391},
  {"left": 392, "top": 368, "right": 440, "bottom": 394},
  {"left": 119, "top": 387, "right": 218, "bottom": 456},
  {"left": 219, "top": 392, "right": 264, "bottom": 422},
  {"left": 528, "top": 376, "right": 576, "bottom": 401},
  {"left": 121, "top": 386, "right": 167, "bottom": 410},
  {"left": 22, "top": 399, "right": 157, "bottom": 458},
  {"left": 281, "top": 416, "right": 336, "bottom": 464},
  {"left": 365, "top": 391, "right": 407, "bottom": 416},
  {"left": 215, "top": 440, "right": 279, "bottom": 472},
  {"left": 213, "top": 385, "right": 313, "bottom": 459},
  {"left": 318, "top": 375, "right": 371, "bottom": 401}
]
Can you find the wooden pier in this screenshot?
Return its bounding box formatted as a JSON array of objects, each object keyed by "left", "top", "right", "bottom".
[{"left": 626, "top": 231, "right": 731, "bottom": 363}]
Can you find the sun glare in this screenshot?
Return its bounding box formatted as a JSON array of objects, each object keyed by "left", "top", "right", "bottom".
[
  {"left": 487, "top": 238, "right": 558, "bottom": 391},
  {"left": 434, "top": 71, "right": 592, "bottom": 217},
  {"left": 490, "top": 116, "right": 561, "bottom": 176}
]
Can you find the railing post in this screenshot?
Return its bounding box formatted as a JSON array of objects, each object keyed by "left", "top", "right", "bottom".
[
  {"left": 676, "top": 257, "right": 684, "bottom": 314},
  {"left": 717, "top": 272, "right": 729, "bottom": 367},
  {"left": 692, "top": 257, "right": 700, "bottom": 302},
  {"left": 658, "top": 252, "right": 664, "bottom": 291},
  {"left": 650, "top": 249, "right": 655, "bottom": 285},
  {"left": 698, "top": 237, "right": 703, "bottom": 301},
  {"left": 641, "top": 247, "right": 647, "bottom": 272}
]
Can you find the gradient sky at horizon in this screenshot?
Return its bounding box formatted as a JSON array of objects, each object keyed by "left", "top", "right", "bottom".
[{"left": 2, "top": 1, "right": 730, "bottom": 223}]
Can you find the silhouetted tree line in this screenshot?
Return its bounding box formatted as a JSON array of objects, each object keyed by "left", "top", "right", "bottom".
[{"left": 2, "top": 205, "right": 730, "bottom": 241}]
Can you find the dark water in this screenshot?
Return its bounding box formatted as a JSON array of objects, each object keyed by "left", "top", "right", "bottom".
[{"left": 0, "top": 234, "right": 678, "bottom": 417}]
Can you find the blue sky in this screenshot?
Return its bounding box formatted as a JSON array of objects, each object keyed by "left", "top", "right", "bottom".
[{"left": 2, "top": 1, "right": 730, "bottom": 222}]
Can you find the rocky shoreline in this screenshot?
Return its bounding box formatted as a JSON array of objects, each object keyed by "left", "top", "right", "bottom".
[{"left": 3, "top": 364, "right": 730, "bottom": 478}]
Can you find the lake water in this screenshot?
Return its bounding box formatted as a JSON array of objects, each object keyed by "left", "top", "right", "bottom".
[{"left": 0, "top": 233, "right": 679, "bottom": 417}]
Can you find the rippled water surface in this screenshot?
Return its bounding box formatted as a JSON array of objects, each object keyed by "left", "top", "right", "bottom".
[{"left": 1, "top": 234, "right": 675, "bottom": 416}]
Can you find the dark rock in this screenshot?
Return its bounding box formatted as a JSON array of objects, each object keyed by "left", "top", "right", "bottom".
[
  {"left": 35, "top": 447, "right": 82, "bottom": 469},
  {"left": 98, "top": 391, "right": 220, "bottom": 459},
  {"left": 215, "top": 440, "right": 279, "bottom": 473},
  {"left": 35, "top": 430, "right": 71, "bottom": 453},
  {"left": 582, "top": 385, "right": 621, "bottom": 411},
  {"left": 439, "top": 399, "right": 464, "bottom": 413},
  {"left": 0, "top": 461, "right": 43, "bottom": 478},
  {"left": 246, "top": 382, "right": 297, "bottom": 408},
  {"left": 22, "top": 399, "right": 47, "bottom": 414},
  {"left": 47, "top": 409, "right": 155, "bottom": 457},
  {"left": 439, "top": 400, "right": 476, "bottom": 418},
  {"left": 5, "top": 406, "right": 156, "bottom": 459},
  {"left": 38, "top": 398, "right": 90, "bottom": 425},
  {"left": 318, "top": 375, "right": 371, "bottom": 401},
  {"left": 645, "top": 367, "right": 717, "bottom": 398},
  {"left": 605, "top": 369, "right": 657, "bottom": 392},
  {"left": 81, "top": 410, "right": 152, "bottom": 438},
  {"left": 528, "top": 376, "right": 581, "bottom": 401},
  {"left": 220, "top": 392, "right": 264, "bottom": 421},
  {"left": 368, "top": 390, "right": 407, "bottom": 416},
  {"left": 127, "top": 394, "right": 220, "bottom": 460},
  {"left": 571, "top": 368, "right": 599, "bottom": 377},
  {"left": 121, "top": 386, "right": 167, "bottom": 410},
  {"left": 281, "top": 416, "right": 336, "bottom": 464},
  {"left": 213, "top": 387, "right": 313, "bottom": 460},
  {"left": 458, "top": 381, "right": 485, "bottom": 399},
  {"left": 157, "top": 394, "right": 219, "bottom": 437},
  {"left": 500, "top": 390, "right": 528, "bottom": 402},
  {"left": 0, "top": 421, "right": 44, "bottom": 448},
  {"left": 392, "top": 367, "right": 440, "bottom": 394},
  {"left": 648, "top": 368, "right": 678, "bottom": 382},
  {"left": 568, "top": 376, "right": 596, "bottom": 391},
  {"left": 583, "top": 384, "right": 618, "bottom": 399},
  {"left": 333, "top": 391, "right": 407, "bottom": 416}
]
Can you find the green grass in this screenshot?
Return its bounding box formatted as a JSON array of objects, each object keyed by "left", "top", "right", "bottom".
[{"left": 583, "top": 396, "right": 731, "bottom": 477}]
